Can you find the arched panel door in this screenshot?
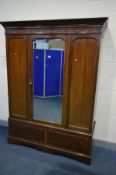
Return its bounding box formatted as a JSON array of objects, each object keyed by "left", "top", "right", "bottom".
[
  {"left": 68, "top": 37, "right": 100, "bottom": 133},
  {"left": 7, "top": 38, "right": 28, "bottom": 118}
]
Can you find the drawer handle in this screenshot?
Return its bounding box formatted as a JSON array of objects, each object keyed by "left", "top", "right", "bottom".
[
  {"left": 50, "top": 134, "right": 55, "bottom": 139},
  {"left": 13, "top": 126, "right": 17, "bottom": 131},
  {"left": 35, "top": 135, "right": 41, "bottom": 139},
  {"left": 79, "top": 140, "right": 83, "bottom": 146}
]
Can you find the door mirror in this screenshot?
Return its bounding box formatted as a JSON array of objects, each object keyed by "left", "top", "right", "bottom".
[{"left": 33, "top": 39, "right": 65, "bottom": 124}]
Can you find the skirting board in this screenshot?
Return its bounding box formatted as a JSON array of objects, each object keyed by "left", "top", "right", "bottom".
[
  {"left": 0, "top": 119, "right": 116, "bottom": 151},
  {"left": 0, "top": 119, "right": 8, "bottom": 126},
  {"left": 93, "top": 139, "right": 116, "bottom": 151}
]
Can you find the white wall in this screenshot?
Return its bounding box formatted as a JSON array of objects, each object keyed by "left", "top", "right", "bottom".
[{"left": 0, "top": 0, "right": 116, "bottom": 143}]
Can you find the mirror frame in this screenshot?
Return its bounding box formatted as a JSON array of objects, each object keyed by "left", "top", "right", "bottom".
[{"left": 27, "top": 34, "right": 70, "bottom": 127}]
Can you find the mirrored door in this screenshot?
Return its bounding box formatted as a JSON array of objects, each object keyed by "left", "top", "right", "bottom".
[{"left": 32, "top": 38, "right": 65, "bottom": 124}]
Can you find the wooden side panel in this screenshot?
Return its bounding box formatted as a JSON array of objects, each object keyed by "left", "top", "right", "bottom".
[
  {"left": 68, "top": 37, "right": 99, "bottom": 132},
  {"left": 8, "top": 38, "right": 27, "bottom": 118}
]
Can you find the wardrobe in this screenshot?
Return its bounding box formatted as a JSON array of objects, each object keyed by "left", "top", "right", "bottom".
[{"left": 1, "top": 18, "right": 107, "bottom": 164}]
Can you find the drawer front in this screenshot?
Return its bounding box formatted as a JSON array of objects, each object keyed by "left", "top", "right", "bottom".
[
  {"left": 9, "top": 121, "right": 45, "bottom": 143},
  {"left": 47, "top": 131, "right": 91, "bottom": 154}
]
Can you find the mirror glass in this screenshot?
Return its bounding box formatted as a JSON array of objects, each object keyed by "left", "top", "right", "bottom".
[{"left": 33, "top": 39, "right": 65, "bottom": 124}]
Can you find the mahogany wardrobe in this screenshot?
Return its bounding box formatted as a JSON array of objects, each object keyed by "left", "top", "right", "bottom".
[{"left": 1, "top": 18, "right": 107, "bottom": 164}]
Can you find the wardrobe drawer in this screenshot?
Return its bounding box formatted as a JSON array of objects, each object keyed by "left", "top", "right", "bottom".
[
  {"left": 47, "top": 131, "right": 91, "bottom": 154},
  {"left": 9, "top": 121, "right": 45, "bottom": 143}
]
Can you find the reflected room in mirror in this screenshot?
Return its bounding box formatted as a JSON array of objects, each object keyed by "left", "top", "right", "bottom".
[{"left": 33, "top": 39, "right": 65, "bottom": 124}]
